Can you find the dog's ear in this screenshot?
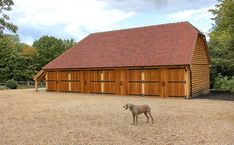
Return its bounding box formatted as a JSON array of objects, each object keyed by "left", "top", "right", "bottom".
[
  {"left": 123, "top": 104, "right": 128, "bottom": 110},
  {"left": 125, "top": 105, "right": 128, "bottom": 110},
  {"left": 129, "top": 105, "right": 133, "bottom": 111}
]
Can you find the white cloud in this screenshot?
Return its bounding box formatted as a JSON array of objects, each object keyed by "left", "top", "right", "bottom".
[
  {"left": 167, "top": 5, "right": 215, "bottom": 37},
  {"left": 168, "top": 6, "right": 214, "bottom": 21},
  {"left": 8, "top": 0, "right": 216, "bottom": 44},
  {"left": 10, "top": 0, "right": 135, "bottom": 44},
  {"left": 100, "top": 0, "right": 217, "bottom": 12}
]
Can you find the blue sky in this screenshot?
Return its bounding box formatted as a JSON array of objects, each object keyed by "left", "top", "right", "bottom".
[{"left": 9, "top": 0, "right": 217, "bottom": 45}]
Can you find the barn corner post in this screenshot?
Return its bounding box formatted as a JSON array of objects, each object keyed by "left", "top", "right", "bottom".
[
  {"left": 35, "top": 81, "right": 38, "bottom": 91},
  {"left": 185, "top": 66, "right": 192, "bottom": 99},
  {"left": 33, "top": 70, "right": 46, "bottom": 92}
]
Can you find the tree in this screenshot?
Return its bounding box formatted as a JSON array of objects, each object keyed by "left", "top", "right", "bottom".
[
  {"left": 0, "top": 35, "right": 38, "bottom": 82},
  {"left": 33, "top": 36, "right": 76, "bottom": 70},
  {"left": 0, "top": 0, "right": 17, "bottom": 35},
  {"left": 209, "top": 0, "right": 234, "bottom": 85},
  {"left": 0, "top": 35, "right": 21, "bottom": 82}
]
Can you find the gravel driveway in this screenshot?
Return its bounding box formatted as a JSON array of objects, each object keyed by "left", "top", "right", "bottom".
[{"left": 0, "top": 89, "right": 234, "bottom": 145}]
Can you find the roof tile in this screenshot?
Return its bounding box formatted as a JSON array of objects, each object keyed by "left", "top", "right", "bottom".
[{"left": 43, "top": 21, "right": 201, "bottom": 69}]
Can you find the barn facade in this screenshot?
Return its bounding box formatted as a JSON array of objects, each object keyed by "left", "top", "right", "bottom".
[{"left": 34, "top": 22, "right": 210, "bottom": 98}]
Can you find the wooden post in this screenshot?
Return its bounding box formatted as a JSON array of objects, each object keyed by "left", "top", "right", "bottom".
[
  {"left": 45, "top": 72, "right": 48, "bottom": 90},
  {"left": 141, "top": 69, "right": 145, "bottom": 96},
  {"left": 185, "top": 66, "right": 191, "bottom": 99},
  {"left": 68, "top": 72, "right": 71, "bottom": 92},
  {"left": 101, "top": 71, "right": 104, "bottom": 93}
]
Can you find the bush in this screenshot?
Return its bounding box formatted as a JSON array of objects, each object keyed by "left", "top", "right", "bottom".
[
  {"left": 6, "top": 79, "right": 18, "bottom": 89},
  {"left": 229, "top": 76, "right": 234, "bottom": 93},
  {"left": 214, "top": 75, "right": 234, "bottom": 92}
]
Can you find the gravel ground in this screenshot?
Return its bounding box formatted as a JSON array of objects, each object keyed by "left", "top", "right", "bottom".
[{"left": 0, "top": 89, "right": 234, "bottom": 145}]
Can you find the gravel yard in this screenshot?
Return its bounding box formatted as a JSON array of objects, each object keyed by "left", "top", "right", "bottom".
[{"left": 0, "top": 89, "right": 234, "bottom": 145}]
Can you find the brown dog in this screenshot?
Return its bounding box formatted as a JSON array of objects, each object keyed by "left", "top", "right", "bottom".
[{"left": 123, "top": 103, "right": 154, "bottom": 125}]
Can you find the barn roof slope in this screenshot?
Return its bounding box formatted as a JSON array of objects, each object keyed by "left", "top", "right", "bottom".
[{"left": 43, "top": 21, "right": 204, "bottom": 69}]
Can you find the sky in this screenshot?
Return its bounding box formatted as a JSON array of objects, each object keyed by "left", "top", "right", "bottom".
[{"left": 8, "top": 0, "right": 218, "bottom": 45}]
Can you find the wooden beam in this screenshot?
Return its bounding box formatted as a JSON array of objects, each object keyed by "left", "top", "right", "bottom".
[
  {"left": 141, "top": 70, "right": 145, "bottom": 96},
  {"left": 101, "top": 71, "right": 104, "bottom": 93},
  {"left": 68, "top": 72, "right": 71, "bottom": 92},
  {"left": 185, "top": 67, "right": 190, "bottom": 98},
  {"left": 45, "top": 72, "right": 48, "bottom": 90}
]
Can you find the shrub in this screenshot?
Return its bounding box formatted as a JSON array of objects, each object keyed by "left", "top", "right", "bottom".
[
  {"left": 229, "top": 76, "right": 234, "bottom": 93},
  {"left": 214, "top": 75, "right": 234, "bottom": 92},
  {"left": 6, "top": 79, "right": 18, "bottom": 89}
]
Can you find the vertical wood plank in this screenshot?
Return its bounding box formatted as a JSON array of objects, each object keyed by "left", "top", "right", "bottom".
[
  {"left": 45, "top": 72, "right": 48, "bottom": 90},
  {"left": 185, "top": 67, "right": 190, "bottom": 98},
  {"left": 101, "top": 71, "right": 104, "bottom": 93},
  {"left": 141, "top": 70, "right": 145, "bottom": 95},
  {"left": 68, "top": 72, "right": 71, "bottom": 92}
]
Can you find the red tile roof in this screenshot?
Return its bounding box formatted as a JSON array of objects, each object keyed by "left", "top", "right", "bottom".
[{"left": 43, "top": 21, "right": 204, "bottom": 70}]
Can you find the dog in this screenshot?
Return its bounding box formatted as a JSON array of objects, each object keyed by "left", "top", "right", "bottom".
[{"left": 123, "top": 103, "right": 154, "bottom": 125}]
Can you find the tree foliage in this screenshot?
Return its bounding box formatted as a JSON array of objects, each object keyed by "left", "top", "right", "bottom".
[
  {"left": 209, "top": 0, "right": 234, "bottom": 86},
  {"left": 0, "top": 35, "right": 37, "bottom": 81},
  {"left": 33, "top": 36, "right": 75, "bottom": 70},
  {"left": 0, "top": 0, "right": 17, "bottom": 35},
  {"left": 0, "top": 34, "right": 75, "bottom": 82}
]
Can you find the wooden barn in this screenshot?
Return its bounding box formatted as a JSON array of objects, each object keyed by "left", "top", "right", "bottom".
[{"left": 34, "top": 22, "right": 210, "bottom": 98}]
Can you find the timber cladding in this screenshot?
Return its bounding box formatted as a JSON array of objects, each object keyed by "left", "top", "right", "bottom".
[
  {"left": 191, "top": 35, "right": 210, "bottom": 96},
  {"left": 36, "top": 22, "right": 211, "bottom": 98},
  {"left": 45, "top": 67, "right": 188, "bottom": 97}
]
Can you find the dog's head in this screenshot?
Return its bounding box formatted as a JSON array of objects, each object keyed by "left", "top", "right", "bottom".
[{"left": 123, "top": 103, "right": 133, "bottom": 111}]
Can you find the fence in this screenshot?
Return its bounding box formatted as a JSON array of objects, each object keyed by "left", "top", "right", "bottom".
[{"left": 0, "top": 81, "right": 45, "bottom": 89}]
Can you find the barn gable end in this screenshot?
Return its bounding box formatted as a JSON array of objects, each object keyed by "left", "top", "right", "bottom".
[{"left": 191, "top": 35, "right": 210, "bottom": 96}]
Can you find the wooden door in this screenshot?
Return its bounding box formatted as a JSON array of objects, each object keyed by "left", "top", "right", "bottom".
[
  {"left": 128, "top": 69, "right": 142, "bottom": 95},
  {"left": 46, "top": 71, "right": 57, "bottom": 91},
  {"left": 165, "top": 68, "right": 186, "bottom": 97},
  {"left": 119, "top": 69, "right": 128, "bottom": 95},
  {"left": 57, "top": 71, "right": 69, "bottom": 92},
  {"left": 103, "top": 70, "right": 120, "bottom": 94},
  {"left": 144, "top": 69, "right": 161, "bottom": 96},
  {"left": 70, "top": 71, "right": 81, "bottom": 92},
  {"left": 89, "top": 70, "right": 102, "bottom": 94},
  {"left": 81, "top": 71, "right": 89, "bottom": 93}
]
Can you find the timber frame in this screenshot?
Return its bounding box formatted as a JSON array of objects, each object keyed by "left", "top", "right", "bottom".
[
  {"left": 33, "top": 22, "right": 211, "bottom": 98},
  {"left": 42, "top": 65, "right": 192, "bottom": 98}
]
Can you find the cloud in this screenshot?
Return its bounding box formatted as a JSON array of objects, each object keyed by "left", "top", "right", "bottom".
[
  {"left": 101, "top": 0, "right": 217, "bottom": 12},
  {"left": 8, "top": 0, "right": 216, "bottom": 44},
  {"left": 9, "top": 0, "right": 135, "bottom": 44},
  {"left": 168, "top": 6, "right": 214, "bottom": 21}
]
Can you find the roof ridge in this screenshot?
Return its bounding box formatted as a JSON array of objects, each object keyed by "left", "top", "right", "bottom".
[
  {"left": 184, "top": 21, "right": 205, "bottom": 36},
  {"left": 91, "top": 21, "right": 190, "bottom": 35}
]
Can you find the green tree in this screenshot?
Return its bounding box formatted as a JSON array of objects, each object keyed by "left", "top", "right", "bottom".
[
  {"left": 209, "top": 0, "right": 234, "bottom": 85},
  {"left": 0, "top": 35, "right": 21, "bottom": 82},
  {"left": 33, "top": 36, "right": 75, "bottom": 70},
  {"left": 0, "top": 35, "right": 37, "bottom": 82},
  {"left": 0, "top": 0, "right": 17, "bottom": 35},
  {"left": 15, "top": 43, "right": 38, "bottom": 81}
]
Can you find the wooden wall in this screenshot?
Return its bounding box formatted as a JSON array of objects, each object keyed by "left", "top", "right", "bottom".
[
  {"left": 191, "top": 35, "right": 210, "bottom": 96},
  {"left": 45, "top": 66, "right": 189, "bottom": 97}
]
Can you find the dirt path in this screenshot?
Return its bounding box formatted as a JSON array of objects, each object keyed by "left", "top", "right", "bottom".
[{"left": 0, "top": 89, "right": 234, "bottom": 145}]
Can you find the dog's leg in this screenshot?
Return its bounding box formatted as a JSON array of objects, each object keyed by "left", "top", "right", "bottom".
[
  {"left": 132, "top": 114, "right": 135, "bottom": 125},
  {"left": 135, "top": 115, "right": 138, "bottom": 125},
  {"left": 144, "top": 112, "right": 149, "bottom": 123},
  {"left": 148, "top": 110, "right": 154, "bottom": 124}
]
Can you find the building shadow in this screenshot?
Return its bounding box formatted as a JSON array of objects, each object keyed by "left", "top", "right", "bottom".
[{"left": 193, "top": 91, "right": 234, "bottom": 101}]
